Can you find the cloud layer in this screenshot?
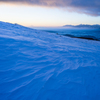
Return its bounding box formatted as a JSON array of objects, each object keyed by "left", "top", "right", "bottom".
[{"left": 0, "top": 0, "right": 100, "bottom": 16}]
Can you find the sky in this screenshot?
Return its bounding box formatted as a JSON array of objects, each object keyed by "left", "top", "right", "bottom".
[{"left": 0, "top": 0, "right": 100, "bottom": 27}]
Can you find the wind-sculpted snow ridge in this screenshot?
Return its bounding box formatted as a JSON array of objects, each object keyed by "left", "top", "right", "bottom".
[{"left": 0, "top": 21, "right": 100, "bottom": 100}]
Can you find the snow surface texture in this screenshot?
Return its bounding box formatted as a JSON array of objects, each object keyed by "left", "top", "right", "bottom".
[{"left": 0, "top": 21, "right": 100, "bottom": 100}]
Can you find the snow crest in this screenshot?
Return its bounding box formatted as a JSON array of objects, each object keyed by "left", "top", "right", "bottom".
[{"left": 0, "top": 21, "right": 100, "bottom": 100}]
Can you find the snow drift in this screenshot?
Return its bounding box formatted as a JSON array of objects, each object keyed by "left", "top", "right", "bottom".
[{"left": 0, "top": 21, "right": 100, "bottom": 100}]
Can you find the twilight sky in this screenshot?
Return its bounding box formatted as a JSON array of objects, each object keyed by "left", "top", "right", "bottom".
[{"left": 0, "top": 0, "right": 100, "bottom": 27}]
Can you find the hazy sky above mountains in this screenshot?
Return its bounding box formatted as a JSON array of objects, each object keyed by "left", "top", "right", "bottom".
[{"left": 0, "top": 0, "right": 100, "bottom": 27}]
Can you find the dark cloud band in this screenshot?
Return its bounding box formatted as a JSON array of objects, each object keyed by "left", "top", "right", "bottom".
[{"left": 0, "top": 0, "right": 100, "bottom": 16}]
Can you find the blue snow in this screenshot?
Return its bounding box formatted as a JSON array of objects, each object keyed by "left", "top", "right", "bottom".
[{"left": 0, "top": 21, "right": 100, "bottom": 100}]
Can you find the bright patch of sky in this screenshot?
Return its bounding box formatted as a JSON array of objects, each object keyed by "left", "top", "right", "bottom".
[{"left": 0, "top": 4, "right": 100, "bottom": 27}]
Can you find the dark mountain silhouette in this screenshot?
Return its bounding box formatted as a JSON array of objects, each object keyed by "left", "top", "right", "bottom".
[{"left": 63, "top": 24, "right": 100, "bottom": 29}]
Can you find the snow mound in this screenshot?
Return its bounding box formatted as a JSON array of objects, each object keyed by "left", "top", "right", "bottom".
[{"left": 0, "top": 21, "right": 100, "bottom": 100}]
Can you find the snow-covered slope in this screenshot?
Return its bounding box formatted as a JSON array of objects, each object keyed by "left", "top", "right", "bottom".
[{"left": 0, "top": 21, "right": 100, "bottom": 100}]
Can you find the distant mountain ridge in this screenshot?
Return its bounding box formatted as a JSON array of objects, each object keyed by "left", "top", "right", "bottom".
[{"left": 63, "top": 24, "right": 100, "bottom": 29}]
